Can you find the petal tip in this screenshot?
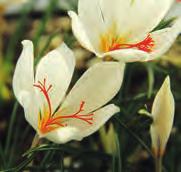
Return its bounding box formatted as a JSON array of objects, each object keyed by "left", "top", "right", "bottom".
[
  {"left": 57, "top": 42, "right": 75, "bottom": 60},
  {"left": 164, "top": 76, "right": 171, "bottom": 88},
  {"left": 67, "top": 10, "right": 75, "bottom": 18},
  {"left": 114, "top": 105, "right": 120, "bottom": 113},
  {"left": 21, "top": 40, "right": 33, "bottom": 46},
  {"left": 21, "top": 40, "right": 33, "bottom": 52},
  {"left": 59, "top": 42, "right": 68, "bottom": 50}
]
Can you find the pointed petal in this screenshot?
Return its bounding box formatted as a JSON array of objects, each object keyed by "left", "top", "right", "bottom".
[
  {"left": 147, "top": 18, "right": 181, "bottom": 61},
  {"left": 60, "top": 62, "right": 125, "bottom": 115},
  {"left": 12, "top": 40, "right": 34, "bottom": 106},
  {"left": 99, "top": 0, "right": 173, "bottom": 39},
  {"left": 65, "top": 104, "right": 119, "bottom": 141},
  {"left": 68, "top": 11, "right": 95, "bottom": 52},
  {"left": 150, "top": 76, "right": 175, "bottom": 157},
  {"left": 77, "top": 0, "right": 106, "bottom": 49},
  {"left": 56, "top": 42, "right": 76, "bottom": 76},
  {"left": 35, "top": 43, "right": 75, "bottom": 113}
]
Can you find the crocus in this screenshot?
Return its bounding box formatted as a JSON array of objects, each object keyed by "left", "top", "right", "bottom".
[
  {"left": 150, "top": 76, "right": 175, "bottom": 157},
  {"left": 13, "top": 40, "right": 125, "bottom": 144},
  {"left": 68, "top": 0, "right": 181, "bottom": 62}
]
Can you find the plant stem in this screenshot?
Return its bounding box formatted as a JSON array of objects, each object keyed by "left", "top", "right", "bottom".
[
  {"left": 115, "top": 116, "right": 154, "bottom": 157},
  {"left": 155, "top": 156, "right": 162, "bottom": 172},
  {"left": 5, "top": 102, "right": 18, "bottom": 156},
  {"left": 30, "top": 134, "right": 40, "bottom": 149},
  {"left": 24, "top": 134, "right": 40, "bottom": 172}
]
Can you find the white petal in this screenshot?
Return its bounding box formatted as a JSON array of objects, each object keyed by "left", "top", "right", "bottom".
[
  {"left": 12, "top": 40, "right": 34, "bottom": 106},
  {"left": 45, "top": 126, "right": 80, "bottom": 144},
  {"left": 35, "top": 43, "right": 75, "bottom": 113},
  {"left": 68, "top": 11, "right": 95, "bottom": 52},
  {"left": 56, "top": 42, "right": 76, "bottom": 76},
  {"left": 71, "top": 0, "right": 173, "bottom": 56},
  {"left": 99, "top": 0, "right": 174, "bottom": 39},
  {"left": 150, "top": 76, "right": 175, "bottom": 156},
  {"left": 100, "top": 18, "right": 181, "bottom": 62},
  {"left": 100, "top": 49, "right": 149, "bottom": 63},
  {"left": 60, "top": 62, "right": 125, "bottom": 115},
  {"left": 45, "top": 104, "right": 119, "bottom": 143},
  {"left": 22, "top": 92, "right": 40, "bottom": 131},
  {"left": 77, "top": 0, "right": 106, "bottom": 50},
  {"left": 65, "top": 104, "right": 119, "bottom": 140},
  {"left": 147, "top": 17, "right": 181, "bottom": 61}
]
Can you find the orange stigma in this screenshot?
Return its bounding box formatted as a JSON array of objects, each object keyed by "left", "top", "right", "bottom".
[
  {"left": 34, "top": 78, "right": 94, "bottom": 135},
  {"left": 100, "top": 24, "right": 154, "bottom": 53},
  {"left": 113, "top": 34, "right": 155, "bottom": 53}
]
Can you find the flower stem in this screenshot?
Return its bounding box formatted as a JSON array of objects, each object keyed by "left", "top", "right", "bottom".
[
  {"left": 155, "top": 156, "right": 162, "bottom": 172},
  {"left": 30, "top": 134, "right": 40, "bottom": 149},
  {"left": 24, "top": 134, "right": 40, "bottom": 172}
]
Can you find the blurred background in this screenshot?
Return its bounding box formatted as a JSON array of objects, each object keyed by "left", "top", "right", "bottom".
[{"left": 0, "top": 0, "right": 181, "bottom": 171}]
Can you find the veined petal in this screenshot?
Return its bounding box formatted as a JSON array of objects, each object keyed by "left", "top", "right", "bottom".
[
  {"left": 147, "top": 17, "right": 181, "bottom": 61},
  {"left": 12, "top": 40, "right": 34, "bottom": 106},
  {"left": 65, "top": 104, "right": 120, "bottom": 141},
  {"left": 150, "top": 76, "right": 175, "bottom": 157},
  {"left": 35, "top": 43, "right": 75, "bottom": 113},
  {"left": 60, "top": 62, "right": 125, "bottom": 115},
  {"left": 46, "top": 104, "right": 119, "bottom": 143},
  {"left": 99, "top": 0, "right": 174, "bottom": 39},
  {"left": 68, "top": 11, "right": 95, "bottom": 52}
]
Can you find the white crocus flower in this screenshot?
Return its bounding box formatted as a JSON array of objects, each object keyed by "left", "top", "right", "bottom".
[
  {"left": 13, "top": 40, "right": 125, "bottom": 144},
  {"left": 68, "top": 0, "right": 181, "bottom": 62},
  {"left": 150, "top": 76, "right": 175, "bottom": 157}
]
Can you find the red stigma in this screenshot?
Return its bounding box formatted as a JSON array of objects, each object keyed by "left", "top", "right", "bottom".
[
  {"left": 34, "top": 79, "right": 94, "bottom": 134},
  {"left": 108, "top": 34, "right": 154, "bottom": 53},
  {"left": 34, "top": 78, "right": 52, "bottom": 118},
  {"left": 47, "top": 101, "right": 94, "bottom": 126}
]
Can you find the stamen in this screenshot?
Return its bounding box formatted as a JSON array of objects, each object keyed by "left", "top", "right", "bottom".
[
  {"left": 127, "top": 34, "right": 154, "bottom": 52},
  {"left": 34, "top": 78, "right": 52, "bottom": 117},
  {"left": 108, "top": 34, "right": 155, "bottom": 53},
  {"left": 34, "top": 79, "right": 94, "bottom": 134},
  {"left": 48, "top": 101, "right": 94, "bottom": 126}
]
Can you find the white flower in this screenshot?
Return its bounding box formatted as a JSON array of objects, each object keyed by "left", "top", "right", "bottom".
[
  {"left": 13, "top": 40, "right": 125, "bottom": 144},
  {"left": 68, "top": 0, "right": 181, "bottom": 62},
  {"left": 150, "top": 76, "right": 175, "bottom": 157}
]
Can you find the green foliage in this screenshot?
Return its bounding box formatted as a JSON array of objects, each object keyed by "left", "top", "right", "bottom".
[{"left": 0, "top": 0, "right": 181, "bottom": 172}]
